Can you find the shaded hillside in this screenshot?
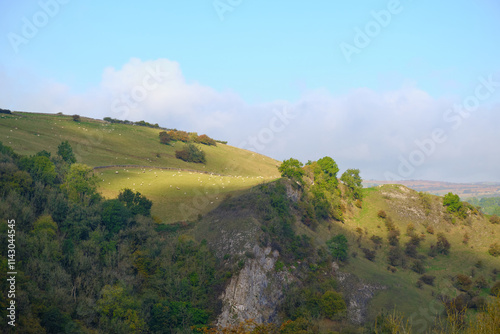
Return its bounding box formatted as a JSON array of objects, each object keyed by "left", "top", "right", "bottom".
[{"left": 193, "top": 176, "right": 500, "bottom": 332}]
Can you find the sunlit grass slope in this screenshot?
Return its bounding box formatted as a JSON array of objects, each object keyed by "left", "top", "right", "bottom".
[
  {"left": 336, "top": 185, "right": 500, "bottom": 324},
  {"left": 0, "top": 112, "right": 280, "bottom": 177},
  {"left": 97, "top": 167, "right": 274, "bottom": 223},
  {"left": 0, "top": 111, "right": 281, "bottom": 222}
]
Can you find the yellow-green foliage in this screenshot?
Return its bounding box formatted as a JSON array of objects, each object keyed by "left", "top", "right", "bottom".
[
  {"left": 464, "top": 295, "right": 500, "bottom": 334},
  {"left": 320, "top": 291, "right": 346, "bottom": 319},
  {"left": 33, "top": 214, "right": 58, "bottom": 237}
]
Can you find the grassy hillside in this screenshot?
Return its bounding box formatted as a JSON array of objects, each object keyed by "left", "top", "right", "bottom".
[
  {"left": 2, "top": 110, "right": 499, "bottom": 332},
  {"left": 339, "top": 185, "right": 500, "bottom": 325},
  {"left": 98, "top": 167, "right": 273, "bottom": 223},
  {"left": 0, "top": 111, "right": 280, "bottom": 223},
  {"left": 192, "top": 180, "right": 500, "bottom": 330},
  {"left": 0, "top": 112, "right": 279, "bottom": 177}
]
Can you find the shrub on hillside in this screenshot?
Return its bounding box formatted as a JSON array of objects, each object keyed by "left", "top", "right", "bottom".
[
  {"left": 159, "top": 131, "right": 171, "bottom": 144},
  {"left": 362, "top": 248, "right": 376, "bottom": 262},
  {"left": 426, "top": 225, "right": 435, "bottom": 234},
  {"left": 420, "top": 274, "right": 435, "bottom": 286},
  {"left": 195, "top": 134, "right": 216, "bottom": 146},
  {"left": 443, "top": 192, "right": 468, "bottom": 219},
  {"left": 489, "top": 243, "right": 500, "bottom": 257},
  {"left": 475, "top": 276, "right": 488, "bottom": 289},
  {"left": 0, "top": 108, "right": 12, "bottom": 114},
  {"left": 378, "top": 210, "right": 387, "bottom": 219},
  {"left": 326, "top": 234, "right": 349, "bottom": 262},
  {"left": 168, "top": 130, "right": 189, "bottom": 142},
  {"left": 436, "top": 233, "right": 451, "bottom": 255},
  {"left": 72, "top": 114, "right": 81, "bottom": 122},
  {"left": 387, "top": 229, "right": 400, "bottom": 246},
  {"left": 388, "top": 246, "right": 403, "bottom": 267},
  {"left": 411, "top": 260, "right": 426, "bottom": 274},
  {"left": 406, "top": 223, "right": 415, "bottom": 236},
  {"left": 175, "top": 144, "right": 206, "bottom": 164},
  {"left": 491, "top": 281, "right": 500, "bottom": 296},
  {"left": 404, "top": 242, "right": 418, "bottom": 258},
  {"left": 384, "top": 216, "right": 396, "bottom": 231},
  {"left": 370, "top": 235, "right": 383, "bottom": 247},
  {"left": 320, "top": 291, "right": 347, "bottom": 319},
  {"left": 490, "top": 215, "right": 500, "bottom": 224},
  {"left": 454, "top": 274, "right": 473, "bottom": 291}
]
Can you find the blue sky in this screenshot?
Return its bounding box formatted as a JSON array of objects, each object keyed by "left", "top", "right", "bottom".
[{"left": 1, "top": 0, "right": 499, "bottom": 182}]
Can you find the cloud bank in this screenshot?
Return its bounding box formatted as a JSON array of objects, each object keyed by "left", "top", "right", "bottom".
[{"left": 1, "top": 58, "right": 499, "bottom": 182}]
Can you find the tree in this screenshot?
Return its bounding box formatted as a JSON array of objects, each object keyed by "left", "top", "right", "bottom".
[
  {"left": 159, "top": 131, "right": 171, "bottom": 145},
  {"left": 489, "top": 243, "right": 500, "bottom": 257},
  {"left": 30, "top": 155, "right": 57, "bottom": 185},
  {"left": 340, "top": 168, "right": 363, "bottom": 200},
  {"left": 316, "top": 156, "right": 339, "bottom": 189},
  {"left": 175, "top": 144, "right": 206, "bottom": 163},
  {"left": 362, "top": 247, "right": 376, "bottom": 261},
  {"left": 436, "top": 233, "right": 451, "bottom": 255},
  {"left": 0, "top": 162, "right": 32, "bottom": 195},
  {"left": 101, "top": 199, "right": 131, "bottom": 235},
  {"left": 33, "top": 214, "right": 58, "bottom": 238},
  {"left": 278, "top": 158, "right": 304, "bottom": 180},
  {"left": 57, "top": 140, "right": 77, "bottom": 164},
  {"left": 195, "top": 134, "right": 216, "bottom": 146},
  {"left": 97, "top": 284, "right": 145, "bottom": 332},
  {"left": 490, "top": 215, "right": 500, "bottom": 224},
  {"left": 443, "top": 192, "right": 467, "bottom": 218},
  {"left": 320, "top": 290, "right": 346, "bottom": 319},
  {"left": 41, "top": 307, "right": 74, "bottom": 334},
  {"left": 61, "top": 163, "right": 98, "bottom": 204},
  {"left": 118, "top": 189, "right": 152, "bottom": 216},
  {"left": 168, "top": 130, "right": 189, "bottom": 142},
  {"left": 326, "top": 234, "right": 349, "bottom": 262}
]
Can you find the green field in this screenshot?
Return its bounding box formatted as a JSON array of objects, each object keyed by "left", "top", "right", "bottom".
[
  {"left": 0, "top": 112, "right": 281, "bottom": 222},
  {"left": 337, "top": 185, "right": 500, "bottom": 324},
  {"left": 98, "top": 167, "right": 275, "bottom": 223},
  {"left": 0, "top": 112, "right": 280, "bottom": 177}
]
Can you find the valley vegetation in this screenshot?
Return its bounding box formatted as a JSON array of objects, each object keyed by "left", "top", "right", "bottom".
[{"left": 0, "top": 112, "right": 499, "bottom": 333}]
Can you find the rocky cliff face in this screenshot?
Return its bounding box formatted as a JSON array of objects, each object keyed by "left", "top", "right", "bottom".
[
  {"left": 216, "top": 245, "right": 294, "bottom": 327},
  {"left": 332, "top": 262, "right": 386, "bottom": 325}
]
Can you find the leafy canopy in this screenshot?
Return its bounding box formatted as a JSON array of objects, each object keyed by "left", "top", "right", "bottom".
[
  {"left": 326, "top": 234, "right": 349, "bottom": 262},
  {"left": 61, "top": 163, "right": 98, "bottom": 204},
  {"left": 341, "top": 168, "right": 363, "bottom": 200},
  {"left": 57, "top": 140, "right": 77, "bottom": 164},
  {"left": 278, "top": 158, "right": 304, "bottom": 180}
]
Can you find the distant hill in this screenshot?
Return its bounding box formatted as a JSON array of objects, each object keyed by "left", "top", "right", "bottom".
[{"left": 364, "top": 179, "right": 500, "bottom": 199}]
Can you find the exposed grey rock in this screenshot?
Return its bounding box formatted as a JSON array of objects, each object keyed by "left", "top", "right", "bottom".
[{"left": 217, "top": 245, "right": 294, "bottom": 327}]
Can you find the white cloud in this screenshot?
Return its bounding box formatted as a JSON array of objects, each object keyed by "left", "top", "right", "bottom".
[{"left": 0, "top": 58, "right": 498, "bottom": 182}]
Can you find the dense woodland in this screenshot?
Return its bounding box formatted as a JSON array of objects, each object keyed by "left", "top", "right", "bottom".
[
  {"left": 0, "top": 141, "right": 350, "bottom": 333},
  {"left": 0, "top": 141, "right": 225, "bottom": 332}
]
